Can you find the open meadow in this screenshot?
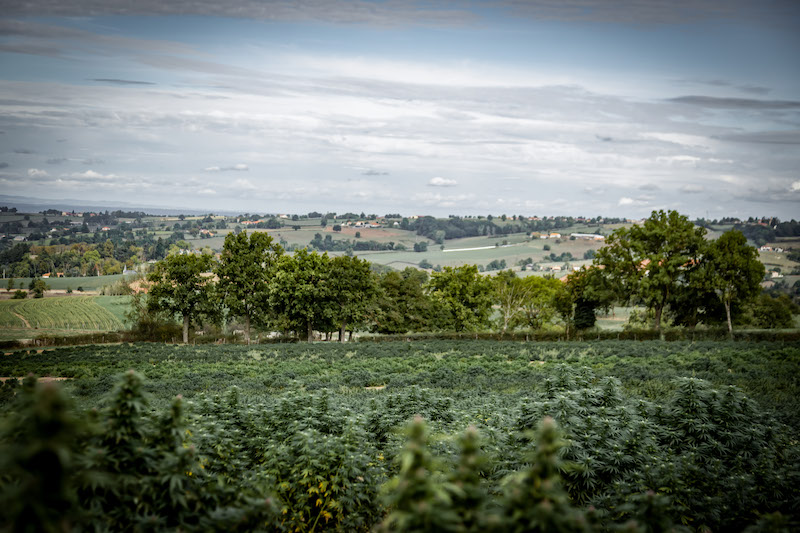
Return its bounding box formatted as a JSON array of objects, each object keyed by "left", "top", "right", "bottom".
[{"left": 1, "top": 340, "right": 798, "bottom": 530}]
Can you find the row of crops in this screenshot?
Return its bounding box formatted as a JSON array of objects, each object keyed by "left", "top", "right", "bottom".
[
  {"left": 0, "top": 296, "right": 126, "bottom": 331},
  {"left": 1, "top": 340, "right": 798, "bottom": 531}
]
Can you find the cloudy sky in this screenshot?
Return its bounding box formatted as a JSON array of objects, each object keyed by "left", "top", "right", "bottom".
[{"left": 1, "top": 1, "right": 799, "bottom": 218}]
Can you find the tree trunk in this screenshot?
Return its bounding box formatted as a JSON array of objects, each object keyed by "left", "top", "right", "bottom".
[
  {"left": 339, "top": 321, "right": 347, "bottom": 343},
  {"left": 725, "top": 300, "right": 733, "bottom": 340},
  {"left": 654, "top": 305, "right": 663, "bottom": 338},
  {"left": 183, "top": 314, "right": 189, "bottom": 344},
  {"left": 307, "top": 321, "right": 313, "bottom": 342},
  {"left": 245, "top": 314, "right": 251, "bottom": 345}
]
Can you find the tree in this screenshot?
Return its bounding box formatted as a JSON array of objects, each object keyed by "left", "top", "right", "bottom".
[
  {"left": 6, "top": 278, "right": 14, "bottom": 292},
  {"left": 703, "top": 230, "right": 764, "bottom": 337},
  {"left": 215, "top": 231, "right": 283, "bottom": 344},
  {"left": 270, "top": 249, "right": 333, "bottom": 341},
  {"left": 332, "top": 224, "right": 342, "bottom": 232},
  {"left": 595, "top": 210, "right": 706, "bottom": 333},
  {"left": 554, "top": 267, "right": 612, "bottom": 338},
  {"left": 372, "top": 268, "right": 436, "bottom": 334},
  {"left": 30, "top": 278, "right": 48, "bottom": 298},
  {"left": 515, "top": 276, "right": 562, "bottom": 330},
  {"left": 493, "top": 271, "right": 529, "bottom": 333},
  {"left": 426, "top": 265, "right": 493, "bottom": 332},
  {"left": 146, "top": 253, "right": 216, "bottom": 343},
  {"left": 328, "top": 255, "right": 379, "bottom": 341}
]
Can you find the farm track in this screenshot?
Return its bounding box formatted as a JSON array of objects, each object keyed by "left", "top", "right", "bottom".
[{"left": 10, "top": 311, "right": 30, "bottom": 328}]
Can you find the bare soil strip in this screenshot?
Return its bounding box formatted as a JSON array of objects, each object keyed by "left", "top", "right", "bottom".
[{"left": 11, "top": 311, "right": 30, "bottom": 328}]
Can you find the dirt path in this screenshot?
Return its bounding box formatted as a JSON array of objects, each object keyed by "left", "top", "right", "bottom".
[{"left": 11, "top": 311, "right": 30, "bottom": 328}]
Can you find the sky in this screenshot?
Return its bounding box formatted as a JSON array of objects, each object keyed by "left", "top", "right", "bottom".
[{"left": 0, "top": 0, "right": 799, "bottom": 219}]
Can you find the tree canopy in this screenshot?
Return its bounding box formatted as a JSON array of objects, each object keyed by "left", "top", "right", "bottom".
[
  {"left": 215, "top": 231, "right": 283, "bottom": 343},
  {"left": 147, "top": 253, "right": 216, "bottom": 343}
]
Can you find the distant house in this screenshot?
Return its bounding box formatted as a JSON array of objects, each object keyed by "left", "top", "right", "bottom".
[
  {"left": 42, "top": 272, "right": 51, "bottom": 278},
  {"left": 759, "top": 246, "right": 773, "bottom": 252},
  {"left": 548, "top": 232, "right": 562, "bottom": 239},
  {"left": 101, "top": 226, "right": 111, "bottom": 231}
]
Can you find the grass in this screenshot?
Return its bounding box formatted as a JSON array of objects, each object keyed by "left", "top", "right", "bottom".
[
  {"left": 0, "top": 296, "right": 129, "bottom": 333},
  {"left": 3, "top": 274, "right": 138, "bottom": 292}
]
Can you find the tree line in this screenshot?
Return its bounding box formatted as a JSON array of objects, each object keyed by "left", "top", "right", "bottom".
[{"left": 138, "top": 210, "right": 793, "bottom": 344}]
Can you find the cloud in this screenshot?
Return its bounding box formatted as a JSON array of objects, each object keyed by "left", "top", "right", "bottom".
[
  {"left": 618, "top": 196, "right": 651, "bottom": 206},
  {"left": 362, "top": 169, "right": 389, "bottom": 176},
  {"left": 89, "top": 78, "right": 156, "bottom": 86},
  {"left": 0, "top": 162, "right": 8, "bottom": 169},
  {"left": 668, "top": 95, "right": 800, "bottom": 110},
  {"left": 639, "top": 183, "right": 660, "bottom": 191},
  {"left": 204, "top": 164, "right": 249, "bottom": 172},
  {"left": 681, "top": 78, "right": 772, "bottom": 96},
  {"left": 232, "top": 178, "right": 258, "bottom": 191},
  {"left": 429, "top": 176, "right": 458, "bottom": 187},
  {"left": 791, "top": 181, "right": 800, "bottom": 192},
  {"left": 14, "top": 149, "right": 35, "bottom": 154},
  {"left": 715, "top": 131, "right": 800, "bottom": 145},
  {"left": 0, "top": 1, "right": 477, "bottom": 27},
  {"left": 68, "top": 170, "right": 118, "bottom": 180},
  {"left": 197, "top": 188, "right": 217, "bottom": 195},
  {"left": 596, "top": 135, "right": 613, "bottom": 142},
  {"left": 46, "top": 158, "right": 67, "bottom": 165},
  {"left": 27, "top": 168, "right": 49, "bottom": 178},
  {"left": 680, "top": 184, "right": 705, "bottom": 193}
]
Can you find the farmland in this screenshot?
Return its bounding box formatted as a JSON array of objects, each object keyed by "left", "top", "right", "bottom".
[
  {"left": 0, "top": 295, "right": 129, "bottom": 339},
  {"left": 1, "top": 340, "right": 799, "bottom": 530}
]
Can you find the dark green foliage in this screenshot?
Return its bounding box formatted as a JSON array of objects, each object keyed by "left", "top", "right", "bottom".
[
  {"left": 748, "top": 293, "right": 797, "bottom": 328},
  {"left": 1, "top": 342, "right": 799, "bottom": 531},
  {"left": 501, "top": 417, "right": 591, "bottom": 533}
]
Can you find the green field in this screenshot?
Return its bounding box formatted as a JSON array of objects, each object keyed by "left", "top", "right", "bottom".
[
  {"left": 0, "top": 295, "right": 130, "bottom": 334},
  {"left": 0, "top": 340, "right": 798, "bottom": 530},
  {"left": 3, "top": 273, "right": 138, "bottom": 292}
]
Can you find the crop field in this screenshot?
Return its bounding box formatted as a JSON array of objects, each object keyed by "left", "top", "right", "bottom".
[
  {"left": 0, "top": 295, "right": 128, "bottom": 332},
  {"left": 359, "top": 235, "right": 600, "bottom": 271},
  {"left": 1, "top": 340, "right": 798, "bottom": 530},
  {"left": 3, "top": 273, "right": 138, "bottom": 292}
]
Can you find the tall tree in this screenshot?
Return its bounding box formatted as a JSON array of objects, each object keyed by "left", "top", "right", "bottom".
[
  {"left": 147, "top": 253, "right": 216, "bottom": 343},
  {"left": 270, "top": 248, "right": 333, "bottom": 342},
  {"left": 705, "top": 230, "right": 765, "bottom": 338},
  {"left": 595, "top": 210, "right": 706, "bottom": 333},
  {"left": 215, "top": 231, "right": 283, "bottom": 344},
  {"left": 426, "top": 265, "right": 493, "bottom": 332},
  {"left": 328, "top": 255, "right": 379, "bottom": 341},
  {"left": 516, "top": 275, "right": 562, "bottom": 330},
  {"left": 372, "top": 268, "right": 435, "bottom": 334},
  {"left": 493, "top": 270, "right": 529, "bottom": 333}
]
